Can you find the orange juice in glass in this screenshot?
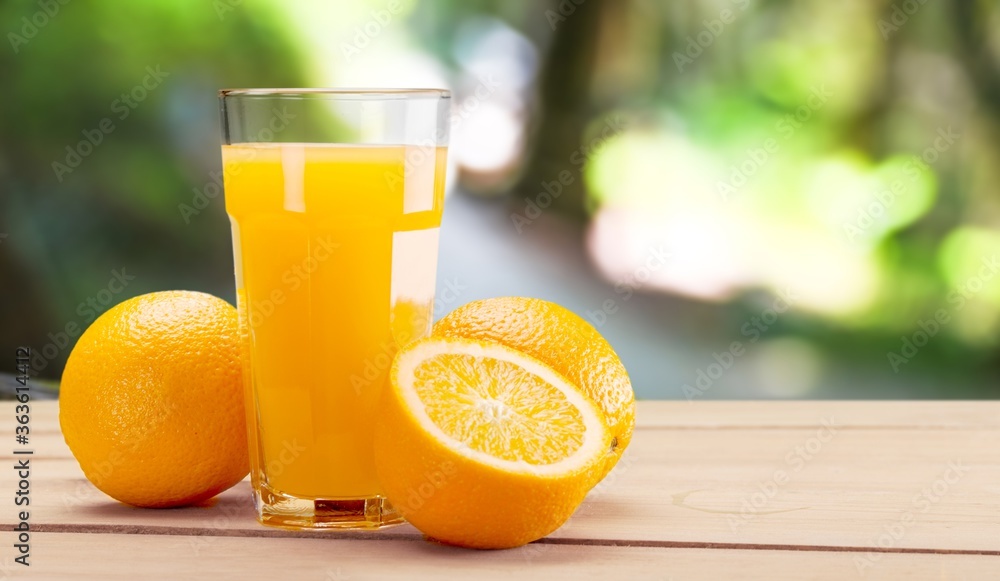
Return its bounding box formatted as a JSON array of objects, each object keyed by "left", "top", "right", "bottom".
[{"left": 219, "top": 89, "right": 450, "bottom": 529}]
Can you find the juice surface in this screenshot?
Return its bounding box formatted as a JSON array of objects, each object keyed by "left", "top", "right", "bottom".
[{"left": 223, "top": 143, "right": 446, "bottom": 499}]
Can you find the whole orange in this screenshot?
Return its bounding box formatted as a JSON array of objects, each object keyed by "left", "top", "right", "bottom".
[
  {"left": 59, "top": 291, "right": 248, "bottom": 508},
  {"left": 432, "top": 297, "right": 635, "bottom": 477}
]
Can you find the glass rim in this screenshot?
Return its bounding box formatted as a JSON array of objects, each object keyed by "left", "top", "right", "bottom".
[{"left": 219, "top": 87, "right": 451, "bottom": 100}]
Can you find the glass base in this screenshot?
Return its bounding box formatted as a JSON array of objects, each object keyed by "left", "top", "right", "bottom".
[{"left": 253, "top": 482, "right": 405, "bottom": 530}]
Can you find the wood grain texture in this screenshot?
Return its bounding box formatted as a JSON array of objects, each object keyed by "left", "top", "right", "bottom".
[
  {"left": 635, "top": 400, "right": 1000, "bottom": 429},
  {"left": 6, "top": 533, "right": 999, "bottom": 581},
  {"left": 0, "top": 401, "right": 996, "bottom": 580},
  {"left": 6, "top": 400, "right": 1000, "bottom": 433}
]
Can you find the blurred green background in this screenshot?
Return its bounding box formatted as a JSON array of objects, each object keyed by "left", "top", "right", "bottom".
[{"left": 2, "top": 0, "right": 999, "bottom": 399}]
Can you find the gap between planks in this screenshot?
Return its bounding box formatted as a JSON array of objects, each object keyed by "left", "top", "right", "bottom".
[
  {"left": 12, "top": 522, "right": 1000, "bottom": 558},
  {"left": 635, "top": 425, "right": 994, "bottom": 431}
]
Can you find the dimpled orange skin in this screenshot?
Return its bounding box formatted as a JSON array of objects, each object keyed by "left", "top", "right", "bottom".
[
  {"left": 59, "top": 291, "right": 248, "bottom": 508},
  {"left": 374, "top": 339, "right": 610, "bottom": 550},
  {"left": 433, "top": 297, "right": 635, "bottom": 477}
]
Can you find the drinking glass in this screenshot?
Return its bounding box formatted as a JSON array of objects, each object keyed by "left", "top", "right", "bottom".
[{"left": 219, "top": 88, "right": 450, "bottom": 529}]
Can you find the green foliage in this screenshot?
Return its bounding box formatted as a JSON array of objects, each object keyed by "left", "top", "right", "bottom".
[{"left": 0, "top": 0, "right": 309, "bottom": 377}]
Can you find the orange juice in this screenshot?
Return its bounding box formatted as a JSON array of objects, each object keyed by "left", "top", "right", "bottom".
[{"left": 222, "top": 143, "right": 446, "bottom": 501}]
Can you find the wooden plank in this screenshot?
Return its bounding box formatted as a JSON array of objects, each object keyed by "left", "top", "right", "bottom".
[
  {"left": 1, "top": 402, "right": 997, "bottom": 555},
  {"left": 5, "top": 532, "right": 997, "bottom": 580},
  {"left": 5, "top": 401, "right": 1000, "bottom": 436},
  {"left": 0, "top": 401, "right": 60, "bottom": 435},
  {"left": 3, "top": 401, "right": 998, "bottom": 461},
  {"left": 637, "top": 401, "right": 1000, "bottom": 429},
  {"left": 3, "top": 428, "right": 998, "bottom": 553},
  {"left": 558, "top": 424, "right": 1000, "bottom": 552},
  {"left": 0, "top": 468, "right": 424, "bottom": 541},
  {"left": 0, "top": 432, "right": 71, "bottom": 459}
]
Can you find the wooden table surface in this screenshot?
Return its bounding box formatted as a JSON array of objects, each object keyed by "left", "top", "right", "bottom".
[{"left": 2, "top": 401, "right": 998, "bottom": 580}]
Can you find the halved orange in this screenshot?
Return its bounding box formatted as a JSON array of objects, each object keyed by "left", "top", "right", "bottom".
[
  {"left": 432, "top": 297, "right": 635, "bottom": 477},
  {"left": 374, "top": 336, "right": 611, "bottom": 549}
]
